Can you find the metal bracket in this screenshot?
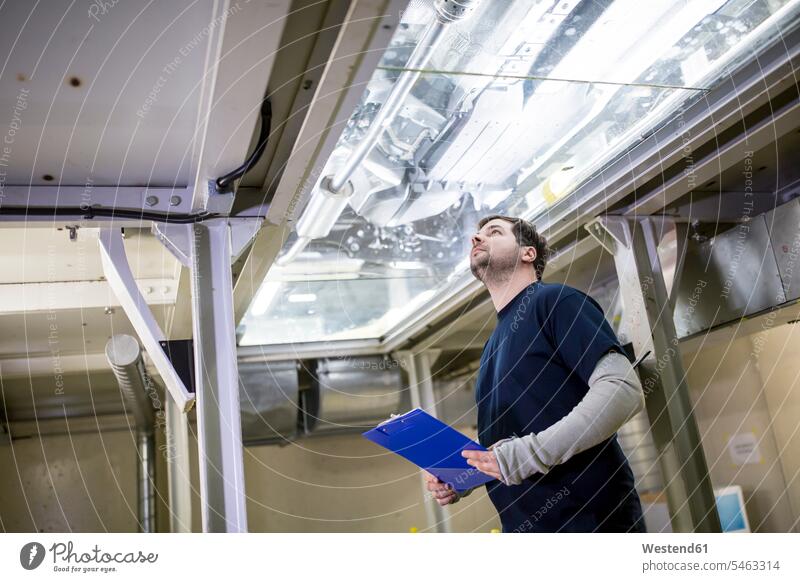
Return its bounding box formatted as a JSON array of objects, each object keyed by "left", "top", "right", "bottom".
[
  {"left": 98, "top": 229, "right": 195, "bottom": 412},
  {"left": 587, "top": 216, "right": 720, "bottom": 533},
  {"left": 152, "top": 217, "right": 263, "bottom": 267},
  {"left": 152, "top": 223, "right": 193, "bottom": 268},
  {"left": 585, "top": 216, "right": 628, "bottom": 255},
  {"left": 588, "top": 216, "right": 689, "bottom": 308},
  {"left": 229, "top": 217, "right": 264, "bottom": 261},
  {"left": 204, "top": 179, "right": 236, "bottom": 214}
]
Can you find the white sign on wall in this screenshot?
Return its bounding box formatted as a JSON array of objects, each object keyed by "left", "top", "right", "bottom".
[{"left": 727, "top": 432, "right": 762, "bottom": 466}]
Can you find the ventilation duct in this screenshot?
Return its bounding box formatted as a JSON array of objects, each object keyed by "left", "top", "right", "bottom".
[
  {"left": 238, "top": 356, "right": 406, "bottom": 444},
  {"left": 105, "top": 335, "right": 156, "bottom": 533},
  {"left": 239, "top": 360, "right": 300, "bottom": 445},
  {"left": 304, "top": 357, "right": 405, "bottom": 435},
  {"left": 670, "top": 197, "right": 800, "bottom": 338}
]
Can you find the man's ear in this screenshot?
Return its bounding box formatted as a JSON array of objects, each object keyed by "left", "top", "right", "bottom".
[{"left": 520, "top": 246, "right": 537, "bottom": 265}]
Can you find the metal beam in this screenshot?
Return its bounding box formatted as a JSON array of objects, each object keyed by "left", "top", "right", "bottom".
[
  {"left": 0, "top": 186, "right": 192, "bottom": 213},
  {"left": 0, "top": 279, "right": 177, "bottom": 315},
  {"left": 98, "top": 229, "right": 195, "bottom": 412},
  {"left": 252, "top": 0, "right": 354, "bottom": 202},
  {"left": 587, "top": 216, "right": 721, "bottom": 533},
  {"left": 237, "top": 338, "right": 383, "bottom": 362},
  {"left": 0, "top": 186, "right": 193, "bottom": 227},
  {"left": 622, "top": 95, "right": 800, "bottom": 217},
  {"left": 398, "top": 349, "right": 452, "bottom": 534},
  {"left": 188, "top": 219, "right": 248, "bottom": 532},
  {"left": 166, "top": 393, "right": 193, "bottom": 533}
]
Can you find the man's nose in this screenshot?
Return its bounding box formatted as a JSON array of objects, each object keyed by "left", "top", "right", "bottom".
[{"left": 471, "top": 233, "right": 483, "bottom": 247}]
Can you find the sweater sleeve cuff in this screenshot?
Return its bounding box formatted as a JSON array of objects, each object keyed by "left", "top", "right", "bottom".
[{"left": 493, "top": 435, "right": 552, "bottom": 486}]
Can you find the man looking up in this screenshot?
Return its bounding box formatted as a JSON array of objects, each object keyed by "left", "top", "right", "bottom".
[{"left": 425, "top": 215, "right": 646, "bottom": 533}]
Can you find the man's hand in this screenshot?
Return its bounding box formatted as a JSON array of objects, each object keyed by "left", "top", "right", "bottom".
[
  {"left": 423, "top": 471, "right": 460, "bottom": 506},
  {"left": 461, "top": 448, "right": 502, "bottom": 480}
]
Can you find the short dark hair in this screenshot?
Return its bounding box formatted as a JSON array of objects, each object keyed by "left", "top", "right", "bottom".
[{"left": 477, "top": 215, "right": 549, "bottom": 279}]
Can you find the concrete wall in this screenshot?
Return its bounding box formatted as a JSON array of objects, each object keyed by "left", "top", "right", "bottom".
[
  {"left": 0, "top": 422, "right": 500, "bottom": 533},
  {"left": 245, "top": 432, "right": 501, "bottom": 532},
  {"left": 750, "top": 321, "right": 800, "bottom": 528},
  {"left": 681, "top": 331, "right": 798, "bottom": 532},
  {"left": 185, "top": 427, "right": 501, "bottom": 533},
  {"left": 0, "top": 428, "right": 140, "bottom": 532}
]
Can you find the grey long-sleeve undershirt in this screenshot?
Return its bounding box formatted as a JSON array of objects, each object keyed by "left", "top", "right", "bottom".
[
  {"left": 451, "top": 350, "right": 644, "bottom": 500},
  {"left": 491, "top": 350, "right": 645, "bottom": 486}
]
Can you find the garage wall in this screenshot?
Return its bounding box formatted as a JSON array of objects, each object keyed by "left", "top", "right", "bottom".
[
  {"left": 0, "top": 423, "right": 501, "bottom": 533},
  {"left": 681, "top": 332, "right": 798, "bottom": 532},
  {"left": 750, "top": 320, "right": 800, "bottom": 528},
  {"left": 184, "top": 426, "right": 502, "bottom": 533},
  {"left": 0, "top": 428, "right": 140, "bottom": 532}
]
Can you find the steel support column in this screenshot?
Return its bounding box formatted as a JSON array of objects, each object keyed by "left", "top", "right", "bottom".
[
  {"left": 189, "top": 219, "right": 248, "bottom": 532},
  {"left": 588, "top": 216, "right": 720, "bottom": 532},
  {"left": 166, "top": 394, "right": 193, "bottom": 533},
  {"left": 398, "top": 350, "right": 451, "bottom": 533}
]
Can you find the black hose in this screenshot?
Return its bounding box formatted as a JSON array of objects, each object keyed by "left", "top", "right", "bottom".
[
  {"left": 214, "top": 97, "right": 272, "bottom": 194},
  {"left": 0, "top": 206, "right": 218, "bottom": 223}
]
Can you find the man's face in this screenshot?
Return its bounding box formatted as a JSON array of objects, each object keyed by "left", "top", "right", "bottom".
[{"left": 470, "top": 219, "right": 530, "bottom": 282}]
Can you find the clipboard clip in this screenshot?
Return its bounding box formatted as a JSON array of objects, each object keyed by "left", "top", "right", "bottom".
[
  {"left": 375, "top": 415, "right": 416, "bottom": 436},
  {"left": 377, "top": 413, "right": 401, "bottom": 427}
]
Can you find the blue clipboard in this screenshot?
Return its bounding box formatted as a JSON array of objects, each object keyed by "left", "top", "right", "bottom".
[{"left": 362, "top": 408, "right": 495, "bottom": 492}]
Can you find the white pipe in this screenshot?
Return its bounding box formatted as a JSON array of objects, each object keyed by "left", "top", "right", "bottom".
[
  {"left": 329, "top": 0, "right": 483, "bottom": 193},
  {"left": 329, "top": 17, "right": 447, "bottom": 192},
  {"left": 280, "top": 0, "right": 482, "bottom": 264}
]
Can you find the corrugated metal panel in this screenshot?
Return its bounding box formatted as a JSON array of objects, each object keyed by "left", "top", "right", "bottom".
[
  {"left": 312, "top": 357, "right": 404, "bottom": 433},
  {"left": 764, "top": 198, "right": 800, "bottom": 303},
  {"left": 673, "top": 213, "right": 785, "bottom": 337}
]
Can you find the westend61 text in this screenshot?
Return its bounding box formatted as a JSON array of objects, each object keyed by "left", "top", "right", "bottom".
[{"left": 642, "top": 543, "right": 708, "bottom": 554}]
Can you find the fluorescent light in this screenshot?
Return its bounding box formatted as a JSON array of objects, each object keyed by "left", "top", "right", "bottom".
[
  {"left": 389, "top": 261, "right": 428, "bottom": 270},
  {"left": 276, "top": 258, "right": 364, "bottom": 276},
  {"left": 287, "top": 293, "right": 317, "bottom": 303}
]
